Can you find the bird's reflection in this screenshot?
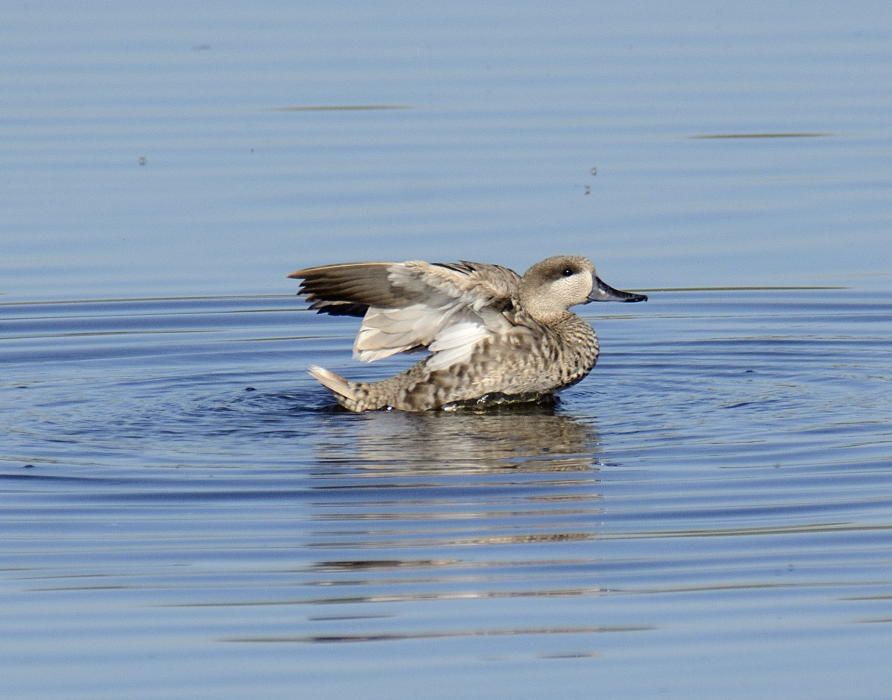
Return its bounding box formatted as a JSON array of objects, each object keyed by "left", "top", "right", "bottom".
[
  {"left": 313, "top": 403, "right": 600, "bottom": 474},
  {"left": 294, "top": 405, "right": 611, "bottom": 647}
]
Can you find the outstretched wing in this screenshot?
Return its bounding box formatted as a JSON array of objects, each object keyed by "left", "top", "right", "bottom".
[{"left": 288, "top": 260, "right": 522, "bottom": 365}]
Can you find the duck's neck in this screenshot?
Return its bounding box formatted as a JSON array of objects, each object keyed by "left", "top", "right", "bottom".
[
  {"left": 555, "top": 315, "right": 600, "bottom": 385},
  {"left": 525, "top": 306, "right": 573, "bottom": 325}
]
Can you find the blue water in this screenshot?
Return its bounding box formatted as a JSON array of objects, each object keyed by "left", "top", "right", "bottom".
[
  {"left": 3, "top": 1, "right": 891, "bottom": 300},
  {"left": 2, "top": 2, "right": 892, "bottom": 698}
]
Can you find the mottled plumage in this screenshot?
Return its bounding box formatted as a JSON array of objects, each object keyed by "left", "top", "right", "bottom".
[{"left": 288, "top": 256, "right": 647, "bottom": 411}]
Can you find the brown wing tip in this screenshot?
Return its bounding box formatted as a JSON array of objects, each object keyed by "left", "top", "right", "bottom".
[{"left": 287, "top": 262, "right": 396, "bottom": 280}]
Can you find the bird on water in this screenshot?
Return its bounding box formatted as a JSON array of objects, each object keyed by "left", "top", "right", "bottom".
[{"left": 289, "top": 256, "right": 647, "bottom": 411}]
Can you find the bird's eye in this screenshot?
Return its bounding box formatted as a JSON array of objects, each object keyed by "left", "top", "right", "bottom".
[{"left": 561, "top": 267, "right": 574, "bottom": 277}]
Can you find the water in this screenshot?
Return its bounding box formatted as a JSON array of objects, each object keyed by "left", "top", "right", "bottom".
[
  {"left": 3, "top": 1, "right": 892, "bottom": 300},
  {"left": 3, "top": 1, "right": 892, "bottom": 698},
  {"left": 3, "top": 290, "right": 891, "bottom": 698}
]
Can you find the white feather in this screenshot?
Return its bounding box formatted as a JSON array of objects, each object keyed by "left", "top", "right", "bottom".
[
  {"left": 426, "top": 318, "right": 489, "bottom": 372},
  {"left": 338, "top": 262, "right": 519, "bottom": 365},
  {"left": 354, "top": 301, "right": 457, "bottom": 362},
  {"left": 308, "top": 365, "right": 355, "bottom": 399}
]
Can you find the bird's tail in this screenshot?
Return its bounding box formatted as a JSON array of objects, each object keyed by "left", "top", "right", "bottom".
[{"left": 308, "top": 365, "right": 356, "bottom": 406}]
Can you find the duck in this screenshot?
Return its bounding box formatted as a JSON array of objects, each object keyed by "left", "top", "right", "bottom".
[{"left": 288, "top": 255, "right": 647, "bottom": 411}]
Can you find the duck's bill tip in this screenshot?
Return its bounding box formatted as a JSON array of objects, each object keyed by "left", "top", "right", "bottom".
[{"left": 587, "top": 277, "right": 648, "bottom": 303}]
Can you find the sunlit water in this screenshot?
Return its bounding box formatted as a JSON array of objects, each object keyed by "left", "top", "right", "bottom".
[
  {"left": 3, "top": 0, "right": 892, "bottom": 696},
  {"left": 2, "top": 290, "right": 891, "bottom": 698}
]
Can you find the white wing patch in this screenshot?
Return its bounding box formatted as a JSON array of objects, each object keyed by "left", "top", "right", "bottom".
[
  {"left": 354, "top": 302, "right": 455, "bottom": 362},
  {"left": 426, "top": 318, "right": 490, "bottom": 372},
  {"left": 348, "top": 261, "right": 519, "bottom": 365}
]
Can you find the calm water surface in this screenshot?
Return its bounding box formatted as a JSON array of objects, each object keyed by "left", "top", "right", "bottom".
[
  {"left": 2, "top": 290, "right": 892, "bottom": 698},
  {"left": 3, "top": 0, "right": 892, "bottom": 697}
]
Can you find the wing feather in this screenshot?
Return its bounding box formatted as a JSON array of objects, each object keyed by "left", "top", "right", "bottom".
[
  {"left": 426, "top": 317, "right": 491, "bottom": 371},
  {"left": 289, "top": 260, "right": 522, "bottom": 366}
]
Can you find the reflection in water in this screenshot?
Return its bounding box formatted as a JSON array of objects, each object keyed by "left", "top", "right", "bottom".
[
  {"left": 313, "top": 405, "right": 600, "bottom": 474},
  {"left": 226, "top": 623, "right": 652, "bottom": 644},
  {"left": 690, "top": 131, "right": 830, "bottom": 139},
  {"left": 296, "top": 407, "right": 610, "bottom": 643}
]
